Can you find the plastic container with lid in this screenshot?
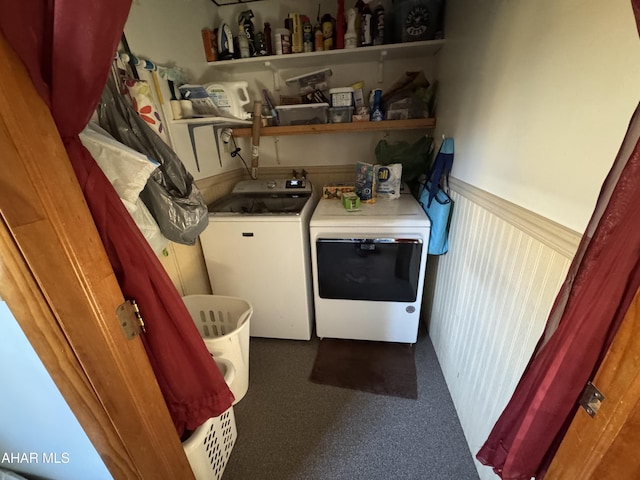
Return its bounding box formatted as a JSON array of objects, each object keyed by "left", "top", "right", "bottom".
[
  {"left": 329, "top": 87, "right": 355, "bottom": 107},
  {"left": 275, "top": 103, "right": 329, "bottom": 125}
]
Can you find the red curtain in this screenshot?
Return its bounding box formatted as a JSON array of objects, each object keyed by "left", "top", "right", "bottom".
[
  {"left": 0, "top": 1, "right": 233, "bottom": 436},
  {"left": 477, "top": 1, "right": 640, "bottom": 478}
]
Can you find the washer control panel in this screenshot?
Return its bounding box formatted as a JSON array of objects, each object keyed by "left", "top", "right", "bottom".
[
  {"left": 232, "top": 179, "right": 311, "bottom": 195},
  {"left": 286, "top": 179, "right": 306, "bottom": 189}
]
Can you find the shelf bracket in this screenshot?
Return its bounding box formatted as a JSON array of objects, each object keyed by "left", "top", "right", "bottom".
[
  {"left": 187, "top": 122, "right": 225, "bottom": 171},
  {"left": 377, "top": 50, "right": 387, "bottom": 84},
  {"left": 264, "top": 60, "right": 281, "bottom": 91}
]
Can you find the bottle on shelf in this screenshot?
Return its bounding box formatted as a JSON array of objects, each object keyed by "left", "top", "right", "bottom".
[
  {"left": 238, "top": 24, "right": 250, "bottom": 58},
  {"left": 302, "top": 16, "right": 314, "bottom": 52},
  {"left": 361, "top": 0, "right": 373, "bottom": 46},
  {"left": 314, "top": 21, "right": 324, "bottom": 51},
  {"left": 264, "top": 22, "right": 273, "bottom": 55},
  {"left": 290, "top": 13, "right": 303, "bottom": 53},
  {"left": 370, "top": 88, "right": 384, "bottom": 121},
  {"left": 238, "top": 10, "right": 256, "bottom": 56},
  {"left": 274, "top": 27, "right": 291, "bottom": 55},
  {"left": 254, "top": 31, "right": 267, "bottom": 56},
  {"left": 354, "top": 0, "right": 364, "bottom": 46},
  {"left": 344, "top": 8, "right": 358, "bottom": 49},
  {"left": 336, "top": 0, "right": 345, "bottom": 49},
  {"left": 314, "top": 4, "right": 324, "bottom": 51},
  {"left": 322, "top": 13, "right": 334, "bottom": 50},
  {"left": 372, "top": 1, "right": 385, "bottom": 45}
]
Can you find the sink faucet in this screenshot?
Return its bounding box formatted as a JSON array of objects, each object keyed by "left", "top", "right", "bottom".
[{"left": 292, "top": 169, "right": 308, "bottom": 180}]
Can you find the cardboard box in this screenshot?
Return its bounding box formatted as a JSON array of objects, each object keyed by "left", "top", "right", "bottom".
[
  {"left": 356, "top": 161, "right": 376, "bottom": 203},
  {"left": 322, "top": 183, "right": 356, "bottom": 199}
]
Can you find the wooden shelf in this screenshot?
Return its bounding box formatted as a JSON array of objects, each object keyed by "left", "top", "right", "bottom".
[{"left": 232, "top": 118, "right": 436, "bottom": 137}]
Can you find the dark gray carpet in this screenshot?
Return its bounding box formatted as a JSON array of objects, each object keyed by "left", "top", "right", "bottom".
[{"left": 222, "top": 327, "right": 480, "bottom": 480}]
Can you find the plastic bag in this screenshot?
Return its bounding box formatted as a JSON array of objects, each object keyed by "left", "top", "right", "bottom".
[
  {"left": 123, "top": 78, "right": 169, "bottom": 143},
  {"left": 374, "top": 134, "right": 434, "bottom": 195},
  {"left": 97, "top": 76, "right": 208, "bottom": 245},
  {"left": 0, "top": 469, "right": 30, "bottom": 480},
  {"left": 79, "top": 123, "right": 169, "bottom": 254}
]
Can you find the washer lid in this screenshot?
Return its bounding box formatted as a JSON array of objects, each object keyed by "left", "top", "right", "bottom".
[
  {"left": 310, "top": 195, "right": 430, "bottom": 228},
  {"left": 208, "top": 193, "right": 310, "bottom": 215}
]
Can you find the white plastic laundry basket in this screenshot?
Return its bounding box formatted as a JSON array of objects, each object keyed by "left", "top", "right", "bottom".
[
  {"left": 182, "top": 358, "right": 237, "bottom": 480},
  {"left": 182, "top": 294, "right": 252, "bottom": 404}
]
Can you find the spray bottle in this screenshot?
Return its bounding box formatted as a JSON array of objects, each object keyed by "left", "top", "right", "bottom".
[
  {"left": 302, "top": 16, "right": 314, "bottom": 52},
  {"left": 238, "top": 24, "right": 250, "bottom": 58},
  {"left": 370, "top": 89, "right": 383, "bottom": 121},
  {"left": 344, "top": 8, "right": 358, "bottom": 49},
  {"left": 238, "top": 10, "right": 256, "bottom": 56}
]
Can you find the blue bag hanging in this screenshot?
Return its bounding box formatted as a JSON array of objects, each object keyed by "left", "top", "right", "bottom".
[{"left": 418, "top": 137, "right": 454, "bottom": 255}]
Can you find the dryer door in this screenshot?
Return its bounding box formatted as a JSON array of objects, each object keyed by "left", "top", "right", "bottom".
[{"left": 316, "top": 237, "right": 423, "bottom": 302}]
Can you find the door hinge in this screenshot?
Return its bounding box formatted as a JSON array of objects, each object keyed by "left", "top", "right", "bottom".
[
  {"left": 579, "top": 381, "right": 604, "bottom": 417},
  {"left": 116, "top": 299, "right": 146, "bottom": 339}
]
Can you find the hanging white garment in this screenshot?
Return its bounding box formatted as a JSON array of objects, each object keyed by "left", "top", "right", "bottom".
[{"left": 79, "top": 122, "right": 169, "bottom": 254}]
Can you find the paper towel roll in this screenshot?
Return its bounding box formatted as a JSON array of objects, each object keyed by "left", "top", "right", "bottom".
[
  {"left": 180, "top": 100, "right": 193, "bottom": 118},
  {"left": 170, "top": 100, "right": 183, "bottom": 120}
]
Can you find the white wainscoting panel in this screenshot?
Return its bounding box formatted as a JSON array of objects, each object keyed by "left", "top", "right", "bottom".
[{"left": 428, "top": 178, "right": 580, "bottom": 480}]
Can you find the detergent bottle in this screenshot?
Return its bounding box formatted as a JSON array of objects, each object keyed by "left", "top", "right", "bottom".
[{"left": 204, "top": 81, "right": 252, "bottom": 120}]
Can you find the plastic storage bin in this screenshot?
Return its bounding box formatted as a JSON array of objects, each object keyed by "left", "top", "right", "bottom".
[
  {"left": 275, "top": 103, "right": 329, "bottom": 125},
  {"left": 329, "top": 106, "right": 354, "bottom": 123},
  {"left": 182, "top": 357, "right": 237, "bottom": 480},
  {"left": 182, "top": 294, "right": 253, "bottom": 404}
]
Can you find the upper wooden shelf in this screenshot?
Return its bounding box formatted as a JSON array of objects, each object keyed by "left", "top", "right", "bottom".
[
  {"left": 232, "top": 118, "right": 436, "bottom": 137},
  {"left": 205, "top": 39, "right": 446, "bottom": 74}
]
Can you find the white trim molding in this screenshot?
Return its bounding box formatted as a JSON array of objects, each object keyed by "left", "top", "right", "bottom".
[{"left": 449, "top": 177, "right": 582, "bottom": 259}]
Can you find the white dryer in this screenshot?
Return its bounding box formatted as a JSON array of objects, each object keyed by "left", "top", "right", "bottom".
[
  {"left": 200, "top": 178, "right": 316, "bottom": 340},
  {"left": 310, "top": 195, "right": 431, "bottom": 343}
]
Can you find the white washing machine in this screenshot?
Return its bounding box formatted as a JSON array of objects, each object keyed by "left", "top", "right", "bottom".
[
  {"left": 200, "top": 178, "right": 316, "bottom": 340},
  {"left": 310, "top": 195, "right": 431, "bottom": 343}
]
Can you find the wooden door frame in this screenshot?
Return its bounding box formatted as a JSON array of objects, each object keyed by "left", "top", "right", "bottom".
[
  {"left": 0, "top": 34, "right": 194, "bottom": 479},
  {"left": 546, "top": 285, "right": 640, "bottom": 479}
]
